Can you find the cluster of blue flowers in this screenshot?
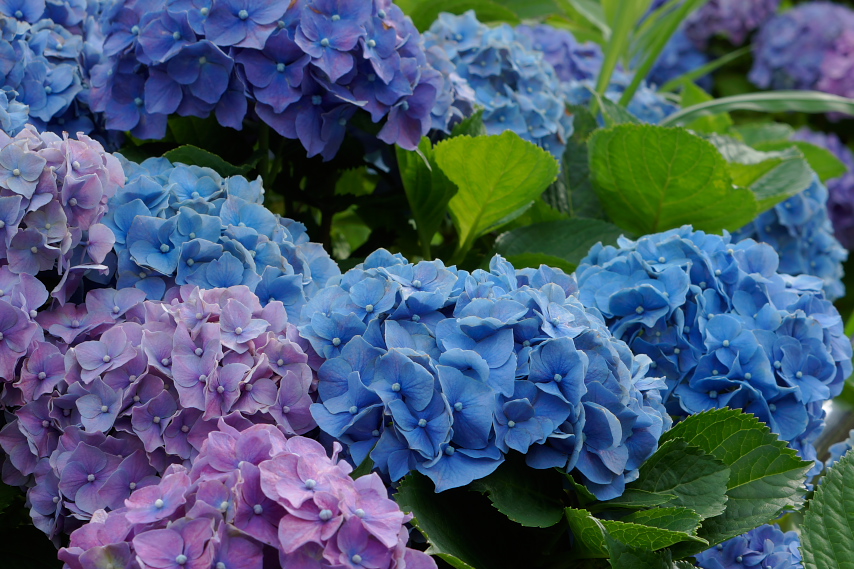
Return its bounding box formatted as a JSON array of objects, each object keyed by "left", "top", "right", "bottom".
[
  {"left": 733, "top": 174, "right": 847, "bottom": 301},
  {"left": 302, "top": 251, "right": 670, "bottom": 500},
  {"left": 103, "top": 155, "right": 338, "bottom": 319},
  {"left": 91, "top": 0, "right": 440, "bottom": 158},
  {"left": 422, "top": 12, "right": 574, "bottom": 158},
  {"left": 696, "top": 524, "right": 803, "bottom": 569},
  {"left": 576, "top": 227, "right": 853, "bottom": 470},
  {"left": 647, "top": 29, "right": 712, "bottom": 92},
  {"left": 750, "top": 2, "right": 854, "bottom": 93},
  {"left": 793, "top": 129, "right": 854, "bottom": 250},
  {"left": 0, "top": 0, "right": 107, "bottom": 136}
]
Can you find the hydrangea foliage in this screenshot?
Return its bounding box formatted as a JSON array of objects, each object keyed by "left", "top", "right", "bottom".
[
  {"left": 792, "top": 128, "right": 854, "bottom": 250},
  {"left": 576, "top": 227, "right": 853, "bottom": 470},
  {"left": 732, "top": 174, "right": 847, "bottom": 301},
  {"left": 104, "top": 155, "right": 338, "bottom": 316},
  {"left": 0, "top": 124, "right": 123, "bottom": 304},
  {"left": 695, "top": 524, "right": 803, "bottom": 569},
  {"left": 0, "top": 284, "right": 317, "bottom": 538},
  {"left": 58, "top": 423, "right": 436, "bottom": 569},
  {"left": 302, "top": 251, "right": 670, "bottom": 500},
  {"left": 91, "top": 0, "right": 440, "bottom": 158}
]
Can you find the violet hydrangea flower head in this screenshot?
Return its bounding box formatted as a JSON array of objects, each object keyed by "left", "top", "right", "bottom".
[
  {"left": 0, "top": 283, "right": 318, "bottom": 538},
  {"left": 303, "top": 251, "right": 670, "bottom": 500},
  {"left": 58, "top": 423, "right": 438, "bottom": 569},
  {"left": 732, "top": 174, "right": 847, "bottom": 301},
  {"left": 792, "top": 128, "right": 854, "bottom": 249},
  {"left": 422, "top": 12, "right": 575, "bottom": 158},
  {"left": 105, "top": 154, "right": 338, "bottom": 313},
  {"left": 695, "top": 524, "right": 803, "bottom": 569},
  {"left": 682, "top": 0, "right": 781, "bottom": 48},
  {"left": 750, "top": 2, "right": 854, "bottom": 92},
  {"left": 576, "top": 226, "right": 853, "bottom": 473}
]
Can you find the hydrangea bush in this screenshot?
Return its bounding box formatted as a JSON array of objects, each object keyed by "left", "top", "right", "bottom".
[
  {"left": 732, "top": 174, "right": 848, "bottom": 301},
  {"left": 91, "top": 0, "right": 440, "bottom": 158},
  {"left": 696, "top": 524, "right": 803, "bottom": 569},
  {"left": 57, "top": 423, "right": 436, "bottom": 569},
  {"left": 576, "top": 227, "right": 853, "bottom": 469},
  {"left": 104, "top": 155, "right": 339, "bottom": 316},
  {"left": 302, "top": 251, "right": 670, "bottom": 499},
  {"left": 0, "top": 284, "right": 317, "bottom": 538}
]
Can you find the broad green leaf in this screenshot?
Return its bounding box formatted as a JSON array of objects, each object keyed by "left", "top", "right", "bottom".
[
  {"left": 335, "top": 167, "right": 378, "bottom": 196},
  {"left": 627, "top": 439, "right": 730, "bottom": 520},
  {"left": 163, "top": 145, "right": 253, "bottom": 177},
  {"left": 494, "top": 218, "right": 624, "bottom": 271},
  {"left": 708, "top": 135, "right": 813, "bottom": 211},
  {"left": 588, "top": 124, "right": 758, "bottom": 235},
  {"left": 731, "top": 123, "right": 795, "bottom": 146},
  {"left": 435, "top": 132, "right": 560, "bottom": 261},
  {"left": 661, "top": 409, "right": 812, "bottom": 550},
  {"left": 802, "top": 450, "right": 854, "bottom": 569},
  {"left": 659, "top": 46, "right": 752, "bottom": 93},
  {"left": 396, "top": 137, "right": 458, "bottom": 259},
  {"left": 600, "top": 489, "right": 679, "bottom": 510},
  {"left": 555, "top": 0, "right": 610, "bottom": 36},
  {"left": 349, "top": 456, "right": 374, "bottom": 479},
  {"left": 754, "top": 140, "right": 847, "bottom": 183},
  {"left": 468, "top": 454, "right": 566, "bottom": 528},
  {"left": 606, "top": 533, "right": 678, "bottom": 569},
  {"left": 491, "top": 0, "right": 558, "bottom": 18},
  {"left": 660, "top": 91, "right": 854, "bottom": 127},
  {"left": 330, "top": 207, "right": 371, "bottom": 260},
  {"left": 407, "top": 0, "right": 519, "bottom": 32},
  {"left": 451, "top": 110, "right": 488, "bottom": 138},
  {"left": 621, "top": 508, "right": 702, "bottom": 534},
  {"left": 592, "top": 91, "right": 642, "bottom": 126},
  {"left": 505, "top": 253, "right": 577, "bottom": 274},
  {"left": 680, "top": 83, "right": 732, "bottom": 135}
]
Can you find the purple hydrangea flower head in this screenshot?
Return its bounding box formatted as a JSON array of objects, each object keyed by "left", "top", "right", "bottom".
[
  {"left": 59, "top": 424, "right": 437, "bottom": 569},
  {"left": 680, "top": 0, "right": 781, "bottom": 48},
  {"left": 576, "top": 226, "right": 853, "bottom": 473},
  {"left": 750, "top": 2, "right": 854, "bottom": 91},
  {"left": 792, "top": 129, "right": 854, "bottom": 249},
  {"left": 696, "top": 524, "right": 803, "bottom": 569},
  {"left": 304, "top": 251, "right": 671, "bottom": 499},
  {"left": 732, "top": 174, "right": 847, "bottom": 301}
]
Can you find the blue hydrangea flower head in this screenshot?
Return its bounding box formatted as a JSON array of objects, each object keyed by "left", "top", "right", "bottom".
[
  {"left": 750, "top": 2, "right": 854, "bottom": 91},
  {"left": 422, "top": 12, "right": 575, "bottom": 158},
  {"left": 792, "top": 129, "right": 854, "bottom": 249},
  {"left": 648, "top": 29, "right": 712, "bottom": 91},
  {"left": 696, "top": 524, "right": 803, "bottom": 569},
  {"left": 515, "top": 24, "right": 603, "bottom": 84},
  {"left": 304, "top": 251, "right": 671, "bottom": 500},
  {"left": 577, "top": 226, "right": 853, "bottom": 471},
  {"left": 732, "top": 174, "right": 847, "bottom": 301}
]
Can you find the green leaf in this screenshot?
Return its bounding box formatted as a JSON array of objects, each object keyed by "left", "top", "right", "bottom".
[
  {"left": 335, "top": 167, "right": 378, "bottom": 196},
  {"left": 680, "top": 83, "right": 732, "bottom": 135},
  {"left": 555, "top": 0, "right": 610, "bottom": 36},
  {"left": 450, "top": 110, "right": 488, "bottom": 138},
  {"left": 621, "top": 508, "right": 702, "bottom": 534},
  {"left": 505, "top": 253, "right": 577, "bottom": 274},
  {"left": 494, "top": 218, "right": 624, "bottom": 271},
  {"left": 396, "top": 137, "right": 458, "bottom": 259},
  {"left": 708, "top": 135, "right": 813, "bottom": 211},
  {"left": 163, "top": 144, "right": 254, "bottom": 177},
  {"left": 601, "top": 489, "right": 679, "bottom": 510},
  {"left": 407, "top": 0, "right": 519, "bottom": 32},
  {"left": 588, "top": 124, "right": 758, "bottom": 235},
  {"left": 592, "top": 91, "right": 642, "bottom": 126},
  {"left": 349, "top": 456, "right": 374, "bottom": 479},
  {"left": 468, "top": 454, "right": 566, "bottom": 528},
  {"left": 595, "top": 0, "right": 649, "bottom": 107},
  {"left": 330, "top": 207, "right": 372, "bottom": 260},
  {"left": 661, "top": 409, "right": 812, "bottom": 551},
  {"left": 730, "top": 123, "right": 795, "bottom": 146},
  {"left": 491, "top": 0, "right": 558, "bottom": 18},
  {"left": 754, "top": 140, "right": 848, "bottom": 183},
  {"left": 435, "top": 132, "right": 560, "bottom": 262},
  {"left": 659, "top": 46, "right": 752, "bottom": 93},
  {"left": 802, "top": 448, "right": 854, "bottom": 569},
  {"left": 626, "top": 439, "right": 730, "bottom": 520},
  {"left": 660, "top": 91, "right": 854, "bottom": 127},
  {"left": 606, "top": 536, "right": 677, "bottom": 569}
]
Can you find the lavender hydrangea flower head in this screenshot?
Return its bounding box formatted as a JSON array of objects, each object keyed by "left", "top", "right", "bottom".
[
  {"left": 303, "top": 251, "right": 670, "bottom": 500},
  {"left": 682, "top": 0, "right": 781, "bottom": 48},
  {"left": 818, "top": 27, "right": 854, "bottom": 103},
  {"left": 576, "top": 226, "right": 853, "bottom": 472},
  {"left": 732, "top": 174, "right": 847, "bottom": 301},
  {"left": 695, "top": 524, "right": 803, "bottom": 569},
  {"left": 58, "top": 423, "right": 437, "bottom": 569},
  {"left": 750, "top": 2, "right": 854, "bottom": 92},
  {"left": 422, "top": 12, "right": 575, "bottom": 158},
  {"left": 105, "top": 155, "right": 338, "bottom": 314},
  {"left": 0, "top": 283, "right": 318, "bottom": 538},
  {"left": 93, "top": 0, "right": 440, "bottom": 158}
]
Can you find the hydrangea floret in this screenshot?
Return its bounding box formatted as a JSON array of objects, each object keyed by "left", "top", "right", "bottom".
[
  {"left": 0, "top": 124, "right": 123, "bottom": 304},
  {"left": 0, "top": 283, "right": 317, "bottom": 538},
  {"left": 792, "top": 128, "right": 854, "bottom": 250},
  {"left": 576, "top": 226, "right": 853, "bottom": 471},
  {"left": 732, "top": 174, "right": 847, "bottom": 301},
  {"left": 57, "top": 423, "right": 437, "bottom": 569},
  {"left": 104, "top": 155, "right": 338, "bottom": 318},
  {"left": 695, "top": 524, "right": 803, "bottom": 569},
  {"left": 91, "top": 0, "right": 440, "bottom": 158},
  {"left": 302, "top": 251, "right": 670, "bottom": 500}
]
